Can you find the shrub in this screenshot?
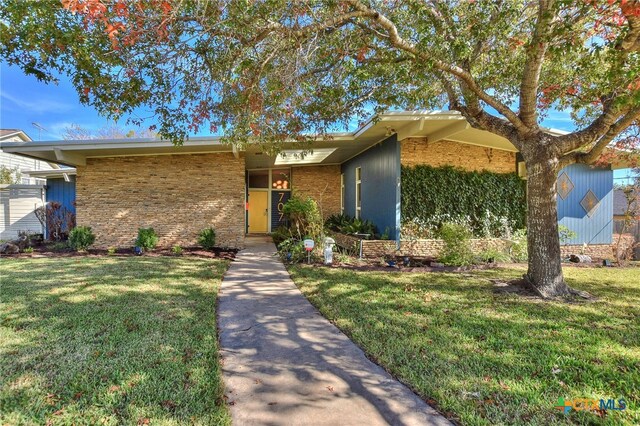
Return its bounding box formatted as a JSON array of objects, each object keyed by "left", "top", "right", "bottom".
[
  {"left": 23, "top": 246, "right": 34, "bottom": 254},
  {"left": 558, "top": 225, "right": 577, "bottom": 245},
  {"left": 271, "top": 226, "right": 291, "bottom": 246},
  {"left": 277, "top": 238, "right": 307, "bottom": 263},
  {"left": 107, "top": 247, "right": 117, "bottom": 255},
  {"left": 324, "top": 214, "right": 377, "bottom": 237},
  {"left": 135, "top": 227, "right": 159, "bottom": 250},
  {"left": 197, "top": 227, "right": 216, "bottom": 250},
  {"left": 68, "top": 226, "right": 96, "bottom": 251},
  {"left": 325, "top": 214, "right": 352, "bottom": 231},
  {"left": 478, "top": 247, "right": 511, "bottom": 264},
  {"left": 282, "top": 197, "right": 323, "bottom": 241},
  {"left": 508, "top": 229, "right": 528, "bottom": 262},
  {"left": 437, "top": 222, "right": 474, "bottom": 266},
  {"left": 172, "top": 245, "right": 183, "bottom": 255}
]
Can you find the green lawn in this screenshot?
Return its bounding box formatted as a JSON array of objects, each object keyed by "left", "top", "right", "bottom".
[
  {"left": 1, "top": 257, "right": 230, "bottom": 426},
  {"left": 289, "top": 265, "right": 639, "bottom": 425}
]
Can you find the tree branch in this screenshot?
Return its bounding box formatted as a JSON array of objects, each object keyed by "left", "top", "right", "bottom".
[
  {"left": 555, "top": 99, "right": 626, "bottom": 154},
  {"left": 344, "top": 0, "right": 530, "bottom": 134},
  {"left": 559, "top": 106, "right": 640, "bottom": 167},
  {"left": 519, "top": 0, "right": 554, "bottom": 128}
]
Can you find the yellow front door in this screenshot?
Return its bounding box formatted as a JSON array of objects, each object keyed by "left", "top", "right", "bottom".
[{"left": 248, "top": 191, "right": 269, "bottom": 233}]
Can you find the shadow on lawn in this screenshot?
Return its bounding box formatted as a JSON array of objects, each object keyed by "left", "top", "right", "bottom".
[
  {"left": 0, "top": 257, "right": 230, "bottom": 425},
  {"left": 290, "top": 266, "right": 639, "bottom": 425}
]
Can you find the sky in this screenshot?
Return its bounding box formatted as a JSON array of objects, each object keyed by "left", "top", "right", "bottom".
[{"left": 0, "top": 62, "right": 636, "bottom": 183}]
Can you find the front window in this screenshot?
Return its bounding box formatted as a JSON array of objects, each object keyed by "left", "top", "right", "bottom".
[
  {"left": 248, "top": 170, "right": 269, "bottom": 188},
  {"left": 271, "top": 169, "right": 291, "bottom": 190},
  {"left": 355, "top": 167, "right": 362, "bottom": 219}
]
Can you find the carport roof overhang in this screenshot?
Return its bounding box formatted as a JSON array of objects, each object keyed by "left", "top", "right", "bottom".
[{"left": 0, "top": 111, "right": 526, "bottom": 168}]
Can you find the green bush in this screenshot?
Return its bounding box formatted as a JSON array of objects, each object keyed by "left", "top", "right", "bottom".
[
  {"left": 172, "top": 245, "right": 183, "bottom": 255},
  {"left": 325, "top": 214, "right": 377, "bottom": 237},
  {"left": 277, "top": 238, "right": 307, "bottom": 263},
  {"left": 107, "top": 247, "right": 117, "bottom": 255},
  {"left": 558, "top": 225, "right": 577, "bottom": 245},
  {"left": 68, "top": 226, "right": 96, "bottom": 251},
  {"left": 478, "top": 247, "right": 511, "bottom": 264},
  {"left": 282, "top": 197, "right": 323, "bottom": 241},
  {"left": 437, "top": 222, "right": 474, "bottom": 266},
  {"left": 197, "top": 227, "right": 216, "bottom": 250},
  {"left": 508, "top": 229, "right": 528, "bottom": 262},
  {"left": 271, "top": 226, "right": 291, "bottom": 246},
  {"left": 401, "top": 165, "right": 526, "bottom": 237},
  {"left": 135, "top": 227, "right": 159, "bottom": 250}
]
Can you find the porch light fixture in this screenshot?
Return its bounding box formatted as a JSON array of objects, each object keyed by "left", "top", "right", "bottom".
[{"left": 274, "top": 148, "right": 337, "bottom": 165}]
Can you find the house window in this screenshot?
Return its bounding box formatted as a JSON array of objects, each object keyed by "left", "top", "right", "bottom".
[
  {"left": 355, "top": 167, "right": 362, "bottom": 219},
  {"left": 340, "top": 173, "right": 345, "bottom": 214}
]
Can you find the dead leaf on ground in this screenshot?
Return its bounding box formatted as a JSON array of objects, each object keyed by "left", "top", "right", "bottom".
[
  {"left": 137, "top": 418, "right": 150, "bottom": 425},
  {"left": 161, "top": 400, "right": 177, "bottom": 410},
  {"left": 326, "top": 386, "right": 334, "bottom": 392}
]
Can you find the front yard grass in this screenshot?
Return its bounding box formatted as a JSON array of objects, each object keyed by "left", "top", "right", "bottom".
[
  {"left": 1, "top": 257, "right": 230, "bottom": 425},
  {"left": 289, "top": 265, "right": 639, "bottom": 425}
]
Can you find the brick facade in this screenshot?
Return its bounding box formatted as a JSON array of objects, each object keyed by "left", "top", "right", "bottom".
[
  {"left": 76, "top": 153, "right": 246, "bottom": 249},
  {"left": 292, "top": 165, "right": 342, "bottom": 218},
  {"left": 400, "top": 138, "right": 516, "bottom": 173}
]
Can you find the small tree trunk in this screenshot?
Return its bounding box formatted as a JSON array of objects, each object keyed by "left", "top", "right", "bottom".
[{"left": 525, "top": 156, "right": 571, "bottom": 297}]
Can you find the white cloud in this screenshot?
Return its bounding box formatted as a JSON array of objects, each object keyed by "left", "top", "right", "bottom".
[{"left": 0, "top": 89, "right": 74, "bottom": 114}]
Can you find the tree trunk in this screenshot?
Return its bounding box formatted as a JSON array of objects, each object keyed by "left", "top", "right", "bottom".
[{"left": 524, "top": 155, "right": 571, "bottom": 297}]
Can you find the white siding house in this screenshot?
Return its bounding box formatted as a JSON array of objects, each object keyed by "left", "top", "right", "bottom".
[
  {"left": 0, "top": 129, "right": 58, "bottom": 239},
  {"left": 0, "top": 184, "right": 45, "bottom": 240}
]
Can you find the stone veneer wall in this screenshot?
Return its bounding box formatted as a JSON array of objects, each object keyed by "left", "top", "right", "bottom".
[
  {"left": 292, "top": 165, "right": 342, "bottom": 218},
  {"left": 333, "top": 233, "right": 632, "bottom": 260},
  {"left": 76, "top": 153, "right": 246, "bottom": 249},
  {"left": 358, "top": 238, "right": 509, "bottom": 258},
  {"left": 559, "top": 234, "right": 635, "bottom": 260},
  {"left": 400, "top": 138, "right": 516, "bottom": 173}
]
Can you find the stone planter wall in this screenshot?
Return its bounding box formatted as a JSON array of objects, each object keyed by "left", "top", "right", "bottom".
[{"left": 333, "top": 232, "right": 634, "bottom": 260}]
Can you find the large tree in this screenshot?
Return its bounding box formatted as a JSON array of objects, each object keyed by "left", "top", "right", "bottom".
[{"left": 1, "top": 0, "right": 639, "bottom": 296}]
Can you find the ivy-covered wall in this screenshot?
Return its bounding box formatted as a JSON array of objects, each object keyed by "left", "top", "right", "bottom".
[{"left": 401, "top": 165, "right": 526, "bottom": 237}]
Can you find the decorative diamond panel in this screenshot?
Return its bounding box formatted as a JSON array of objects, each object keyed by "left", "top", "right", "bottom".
[
  {"left": 580, "top": 190, "right": 600, "bottom": 217},
  {"left": 557, "top": 172, "right": 574, "bottom": 200}
]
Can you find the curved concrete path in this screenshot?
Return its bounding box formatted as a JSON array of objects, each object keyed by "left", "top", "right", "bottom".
[{"left": 218, "top": 237, "right": 451, "bottom": 426}]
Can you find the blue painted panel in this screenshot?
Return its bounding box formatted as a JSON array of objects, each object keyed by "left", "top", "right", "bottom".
[
  {"left": 46, "top": 176, "right": 76, "bottom": 214},
  {"left": 45, "top": 176, "right": 76, "bottom": 237},
  {"left": 271, "top": 190, "right": 290, "bottom": 229},
  {"left": 557, "top": 164, "right": 613, "bottom": 244},
  {"left": 341, "top": 134, "right": 401, "bottom": 240}
]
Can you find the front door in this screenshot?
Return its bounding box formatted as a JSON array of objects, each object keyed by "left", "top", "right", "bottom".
[{"left": 248, "top": 191, "right": 268, "bottom": 233}]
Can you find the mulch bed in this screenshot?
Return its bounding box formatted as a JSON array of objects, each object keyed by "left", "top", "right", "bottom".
[{"left": 1, "top": 244, "right": 237, "bottom": 260}]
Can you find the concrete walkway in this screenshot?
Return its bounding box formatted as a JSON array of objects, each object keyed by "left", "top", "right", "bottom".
[{"left": 218, "top": 237, "right": 451, "bottom": 426}]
